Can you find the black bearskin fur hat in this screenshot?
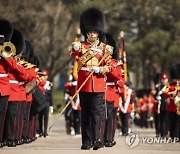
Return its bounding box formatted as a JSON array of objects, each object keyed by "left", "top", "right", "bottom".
[
  {"left": 11, "top": 29, "right": 25, "bottom": 55},
  {"left": 170, "top": 63, "right": 180, "bottom": 79},
  {"left": 105, "top": 33, "right": 119, "bottom": 60},
  {"left": 33, "top": 55, "right": 40, "bottom": 68},
  {"left": 80, "top": 7, "right": 105, "bottom": 42},
  {"left": 27, "top": 41, "right": 34, "bottom": 64},
  {"left": 0, "top": 19, "right": 13, "bottom": 41},
  {"left": 153, "top": 73, "right": 161, "bottom": 85},
  {"left": 22, "top": 40, "right": 31, "bottom": 61}
]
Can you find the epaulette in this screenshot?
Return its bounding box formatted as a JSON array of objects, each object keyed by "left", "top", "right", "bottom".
[
  {"left": 18, "top": 60, "right": 28, "bottom": 65},
  {"left": 117, "top": 61, "right": 123, "bottom": 66},
  {"left": 35, "top": 68, "right": 39, "bottom": 72},
  {"left": 104, "top": 44, "right": 113, "bottom": 56},
  {"left": 23, "top": 63, "right": 36, "bottom": 69}
]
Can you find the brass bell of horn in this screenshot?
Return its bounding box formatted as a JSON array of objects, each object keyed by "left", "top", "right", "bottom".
[{"left": 0, "top": 42, "right": 16, "bottom": 58}]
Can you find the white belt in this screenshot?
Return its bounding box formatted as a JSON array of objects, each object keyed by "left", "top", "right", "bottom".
[
  {"left": 0, "top": 73, "right": 8, "bottom": 77},
  {"left": 9, "top": 80, "right": 19, "bottom": 84},
  {"left": 80, "top": 67, "right": 92, "bottom": 72},
  {"left": 19, "top": 82, "right": 25, "bottom": 85},
  {"left": 106, "top": 82, "right": 116, "bottom": 86}
]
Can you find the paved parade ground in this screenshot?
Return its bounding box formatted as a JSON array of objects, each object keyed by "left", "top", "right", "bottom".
[{"left": 1, "top": 114, "right": 180, "bottom": 154}]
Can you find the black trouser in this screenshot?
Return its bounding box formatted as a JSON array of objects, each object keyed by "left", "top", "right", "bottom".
[
  {"left": 153, "top": 112, "right": 160, "bottom": 136},
  {"left": 140, "top": 113, "right": 148, "bottom": 128},
  {"left": 177, "top": 115, "right": 180, "bottom": 140},
  {"left": 0, "top": 95, "right": 9, "bottom": 141},
  {"left": 22, "top": 103, "right": 31, "bottom": 139},
  {"left": 112, "top": 107, "right": 118, "bottom": 141},
  {"left": 168, "top": 112, "right": 177, "bottom": 139},
  {"left": 4, "top": 101, "right": 19, "bottom": 141},
  {"left": 120, "top": 112, "right": 130, "bottom": 135},
  {"left": 79, "top": 92, "right": 104, "bottom": 146},
  {"left": 38, "top": 106, "right": 49, "bottom": 135},
  {"left": 73, "top": 110, "right": 81, "bottom": 134},
  {"left": 159, "top": 111, "right": 168, "bottom": 137},
  {"left": 104, "top": 101, "right": 114, "bottom": 142}
]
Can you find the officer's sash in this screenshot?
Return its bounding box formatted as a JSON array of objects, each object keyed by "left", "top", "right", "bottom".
[{"left": 77, "top": 47, "right": 99, "bottom": 72}]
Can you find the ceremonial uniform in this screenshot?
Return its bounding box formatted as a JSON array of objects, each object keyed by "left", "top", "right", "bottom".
[
  {"left": 165, "top": 81, "right": 178, "bottom": 139},
  {"left": 64, "top": 78, "right": 81, "bottom": 135},
  {"left": 102, "top": 33, "right": 123, "bottom": 147},
  {"left": 0, "top": 19, "right": 13, "bottom": 147},
  {"left": 4, "top": 56, "right": 36, "bottom": 146},
  {"left": 119, "top": 83, "right": 134, "bottom": 135},
  {"left": 0, "top": 58, "right": 10, "bottom": 146},
  {"left": 104, "top": 59, "right": 122, "bottom": 146},
  {"left": 70, "top": 7, "right": 113, "bottom": 150},
  {"left": 167, "top": 63, "right": 180, "bottom": 141},
  {"left": 38, "top": 70, "right": 53, "bottom": 137},
  {"left": 3, "top": 29, "right": 36, "bottom": 146}
]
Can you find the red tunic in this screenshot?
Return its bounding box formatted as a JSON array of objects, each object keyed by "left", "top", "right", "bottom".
[
  {"left": 119, "top": 86, "right": 133, "bottom": 113},
  {"left": 105, "top": 60, "right": 123, "bottom": 108},
  {"left": 25, "top": 67, "right": 37, "bottom": 103},
  {"left": 165, "top": 82, "right": 177, "bottom": 112},
  {"left": 0, "top": 57, "right": 10, "bottom": 96},
  {"left": 5, "top": 57, "right": 37, "bottom": 101},
  {"left": 70, "top": 41, "right": 107, "bottom": 92},
  {"left": 64, "top": 81, "right": 81, "bottom": 110}
]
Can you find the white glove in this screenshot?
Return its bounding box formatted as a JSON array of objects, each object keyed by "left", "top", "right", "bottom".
[
  {"left": 72, "top": 42, "right": 80, "bottom": 51},
  {"left": 71, "top": 81, "right": 77, "bottom": 86},
  {"left": 156, "top": 95, "right": 161, "bottom": 101},
  {"left": 49, "top": 106, "right": 53, "bottom": 113},
  {"left": 92, "top": 66, "right": 100, "bottom": 73}
]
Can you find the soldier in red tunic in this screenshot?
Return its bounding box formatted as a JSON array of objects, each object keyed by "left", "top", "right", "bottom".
[
  {"left": 166, "top": 64, "right": 180, "bottom": 141},
  {"left": 103, "top": 33, "right": 123, "bottom": 147},
  {"left": 70, "top": 7, "right": 113, "bottom": 150},
  {"left": 119, "top": 82, "right": 134, "bottom": 135},
  {"left": 4, "top": 29, "right": 37, "bottom": 147},
  {"left": 0, "top": 19, "right": 13, "bottom": 148}
]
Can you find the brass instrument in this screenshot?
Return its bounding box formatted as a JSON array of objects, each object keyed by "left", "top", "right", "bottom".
[{"left": 0, "top": 42, "right": 16, "bottom": 58}]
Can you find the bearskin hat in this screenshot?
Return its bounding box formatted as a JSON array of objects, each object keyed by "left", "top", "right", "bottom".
[
  {"left": 0, "top": 19, "right": 13, "bottom": 41},
  {"left": 11, "top": 29, "right": 25, "bottom": 55},
  {"left": 80, "top": 7, "right": 105, "bottom": 42},
  {"left": 27, "top": 41, "right": 34, "bottom": 64},
  {"left": 33, "top": 55, "right": 40, "bottom": 68},
  {"left": 170, "top": 63, "right": 180, "bottom": 79},
  {"left": 105, "top": 33, "right": 119, "bottom": 60},
  {"left": 153, "top": 73, "right": 161, "bottom": 84},
  {"left": 22, "top": 40, "right": 30, "bottom": 61}
]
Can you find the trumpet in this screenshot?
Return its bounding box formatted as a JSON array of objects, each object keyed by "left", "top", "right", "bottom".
[{"left": 0, "top": 42, "right": 16, "bottom": 58}]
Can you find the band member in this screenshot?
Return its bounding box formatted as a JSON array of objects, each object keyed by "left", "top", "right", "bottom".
[
  {"left": 38, "top": 70, "right": 53, "bottom": 137},
  {"left": 64, "top": 69, "right": 81, "bottom": 135},
  {"left": 70, "top": 7, "right": 113, "bottom": 150},
  {"left": 4, "top": 29, "right": 36, "bottom": 147},
  {"left": 158, "top": 73, "right": 169, "bottom": 138},
  {"left": 169, "top": 64, "right": 180, "bottom": 141},
  {"left": 119, "top": 82, "right": 134, "bottom": 136},
  {"left": 21, "top": 40, "right": 37, "bottom": 143},
  {"left": 166, "top": 64, "right": 180, "bottom": 141},
  {"left": 10, "top": 29, "right": 27, "bottom": 145},
  {"left": 103, "top": 33, "right": 123, "bottom": 147},
  {"left": 153, "top": 73, "right": 161, "bottom": 137},
  {"left": 0, "top": 19, "right": 13, "bottom": 147}
]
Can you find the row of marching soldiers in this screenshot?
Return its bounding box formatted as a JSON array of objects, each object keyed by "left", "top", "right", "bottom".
[
  {"left": 134, "top": 69, "right": 180, "bottom": 142},
  {"left": 0, "top": 19, "right": 53, "bottom": 148},
  {"left": 64, "top": 8, "right": 135, "bottom": 150}
]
